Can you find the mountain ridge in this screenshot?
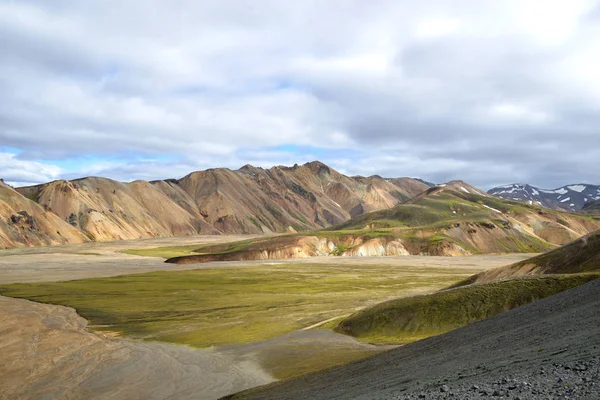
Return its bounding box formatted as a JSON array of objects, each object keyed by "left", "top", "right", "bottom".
[
  {"left": 1, "top": 161, "right": 429, "bottom": 248},
  {"left": 488, "top": 183, "right": 600, "bottom": 212}
]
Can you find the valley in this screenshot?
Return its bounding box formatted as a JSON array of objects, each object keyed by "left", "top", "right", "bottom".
[
  {"left": 4, "top": 2, "right": 600, "bottom": 399},
  {"left": 0, "top": 236, "right": 532, "bottom": 399},
  {"left": 2, "top": 165, "right": 599, "bottom": 399}
]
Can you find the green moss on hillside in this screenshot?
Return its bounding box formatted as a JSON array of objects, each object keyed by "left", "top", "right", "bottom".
[{"left": 335, "top": 274, "right": 599, "bottom": 344}]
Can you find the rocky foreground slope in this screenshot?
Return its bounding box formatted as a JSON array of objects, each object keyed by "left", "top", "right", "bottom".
[
  {"left": 2, "top": 162, "right": 428, "bottom": 248},
  {"left": 226, "top": 278, "right": 600, "bottom": 400}
]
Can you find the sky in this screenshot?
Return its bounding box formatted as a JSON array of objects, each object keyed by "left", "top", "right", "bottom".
[{"left": 1, "top": 0, "right": 600, "bottom": 190}]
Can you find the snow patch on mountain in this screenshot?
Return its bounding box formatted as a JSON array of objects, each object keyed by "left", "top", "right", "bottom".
[
  {"left": 483, "top": 204, "right": 502, "bottom": 213},
  {"left": 568, "top": 185, "right": 586, "bottom": 193},
  {"left": 488, "top": 183, "right": 600, "bottom": 212}
]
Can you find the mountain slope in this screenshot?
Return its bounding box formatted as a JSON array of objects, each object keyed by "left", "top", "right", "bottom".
[
  {"left": 331, "top": 181, "right": 600, "bottom": 251},
  {"left": 5, "top": 162, "right": 429, "bottom": 248},
  {"left": 166, "top": 182, "right": 600, "bottom": 264},
  {"left": 0, "top": 181, "right": 87, "bottom": 249},
  {"left": 334, "top": 274, "right": 597, "bottom": 345},
  {"left": 335, "top": 229, "right": 600, "bottom": 343},
  {"left": 168, "top": 162, "right": 429, "bottom": 234},
  {"left": 454, "top": 230, "right": 600, "bottom": 286},
  {"left": 488, "top": 183, "right": 600, "bottom": 212},
  {"left": 582, "top": 198, "right": 600, "bottom": 214},
  {"left": 17, "top": 178, "right": 218, "bottom": 242}
]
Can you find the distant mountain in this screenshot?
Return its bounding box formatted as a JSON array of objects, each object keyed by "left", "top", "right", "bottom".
[
  {"left": 488, "top": 183, "right": 600, "bottom": 212},
  {"left": 3, "top": 162, "right": 430, "bottom": 248},
  {"left": 331, "top": 180, "right": 600, "bottom": 253},
  {"left": 412, "top": 178, "right": 436, "bottom": 187}
]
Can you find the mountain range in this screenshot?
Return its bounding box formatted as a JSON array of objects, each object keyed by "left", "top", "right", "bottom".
[
  {"left": 4, "top": 162, "right": 600, "bottom": 251},
  {"left": 166, "top": 180, "right": 600, "bottom": 262},
  {"left": 487, "top": 183, "right": 600, "bottom": 212},
  {"left": 1, "top": 162, "right": 428, "bottom": 249}
]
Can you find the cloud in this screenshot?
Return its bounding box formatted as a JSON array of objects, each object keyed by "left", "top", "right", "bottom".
[
  {"left": 0, "top": 153, "right": 63, "bottom": 186},
  {"left": 1, "top": 0, "right": 600, "bottom": 189}
]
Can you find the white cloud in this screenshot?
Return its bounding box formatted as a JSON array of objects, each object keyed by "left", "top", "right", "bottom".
[
  {"left": 415, "top": 17, "right": 460, "bottom": 39},
  {"left": 0, "top": 153, "right": 63, "bottom": 186},
  {"left": 0, "top": 0, "right": 599, "bottom": 189}
]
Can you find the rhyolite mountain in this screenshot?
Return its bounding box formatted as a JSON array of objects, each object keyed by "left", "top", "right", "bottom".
[
  {"left": 166, "top": 181, "right": 600, "bottom": 263},
  {"left": 488, "top": 183, "right": 600, "bottom": 212},
  {"left": 1, "top": 162, "right": 429, "bottom": 248},
  {"left": 0, "top": 180, "right": 87, "bottom": 248}
]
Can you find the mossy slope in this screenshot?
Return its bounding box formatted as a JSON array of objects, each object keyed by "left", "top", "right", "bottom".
[{"left": 335, "top": 274, "right": 599, "bottom": 344}]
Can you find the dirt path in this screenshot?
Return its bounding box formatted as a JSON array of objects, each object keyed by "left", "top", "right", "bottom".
[
  {"left": 0, "top": 295, "right": 274, "bottom": 400},
  {"left": 301, "top": 316, "right": 348, "bottom": 331}
]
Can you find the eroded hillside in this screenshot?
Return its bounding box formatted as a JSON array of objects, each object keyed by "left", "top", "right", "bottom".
[
  {"left": 3, "top": 162, "right": 428, "bottom": 248},
  {"left": 166, "top": 184, "right": 600, "bottom": 263},
  {"left": 454, "top": 229, "right": 600, "bottom": 286},
  {"left": 0, "top": 181, "right": 87, "bottom": 249}
]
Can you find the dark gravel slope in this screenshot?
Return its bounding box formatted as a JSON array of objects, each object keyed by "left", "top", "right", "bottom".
[{"left": 227, "top": 278, "right": 600, "bottom": 399}]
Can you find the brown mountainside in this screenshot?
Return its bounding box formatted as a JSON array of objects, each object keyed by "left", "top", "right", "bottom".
[
  {"left": 3, "top": 162, "right": 429, "bottom": 248},
  {"left": 170, "top": 162, "right": 428, "bottom": 234},
  {"left": 0, "top": 181, "right": 87, "bottom": 249},
  {"left": 167, "top": 186, "right": 600, "bottom": 265},
  {"left": 454, "top": 230, "right": 600, "bottom": 286}
]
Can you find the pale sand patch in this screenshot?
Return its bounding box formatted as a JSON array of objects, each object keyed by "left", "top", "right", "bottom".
[{"left": 0, "top": 295, "right": 274, "bottom": 400}]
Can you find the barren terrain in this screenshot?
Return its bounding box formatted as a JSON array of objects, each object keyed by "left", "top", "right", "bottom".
[
  {"left": 0, "top": 295, "right": 273, "bottom": 400},
  {"left": 0, "top": 235, "right": 534, "bottom": 399},
  {"left": 0, "top": 235, "right": 530, "bottom": 284}
]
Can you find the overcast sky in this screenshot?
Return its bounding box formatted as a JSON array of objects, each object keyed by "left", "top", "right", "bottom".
[{"left": 1, "top": 1, "right": 600, "bottom": 189}]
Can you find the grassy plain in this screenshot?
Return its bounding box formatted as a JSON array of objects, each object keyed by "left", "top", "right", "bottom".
[{"left": 0, "top": 263, "right": 481, "bottom": 348}]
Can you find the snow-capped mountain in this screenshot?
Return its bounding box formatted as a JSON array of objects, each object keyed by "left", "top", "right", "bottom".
[{"left": 488, "top": 183, "right": 600, "bottom": 212}]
